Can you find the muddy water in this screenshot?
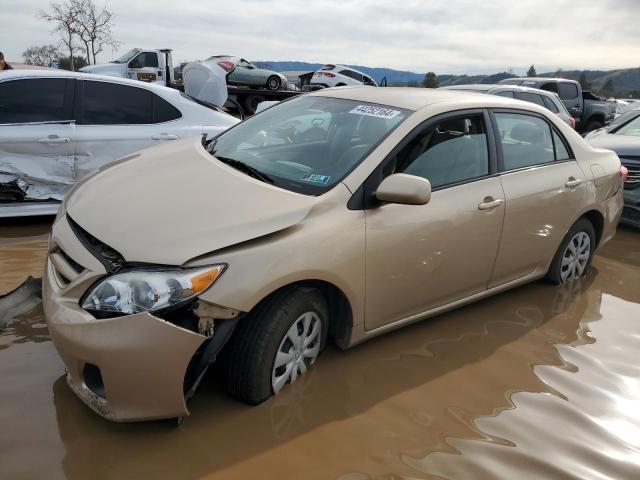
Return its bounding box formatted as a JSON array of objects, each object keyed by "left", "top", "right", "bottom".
[{"left": 1, "top": 222, "right": 639, "bottom": 480}]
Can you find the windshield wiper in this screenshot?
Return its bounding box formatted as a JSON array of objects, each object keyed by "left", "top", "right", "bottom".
[{"left": 214, "top": 156, "right": 274, "bottom": 184}]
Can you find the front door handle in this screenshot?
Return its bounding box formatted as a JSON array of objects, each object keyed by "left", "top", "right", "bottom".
[
  {"left": 151, "top": 133, "right": 178, "bottom": 140},
  {"left": 478, "top": 198, "right": 504, "bottom": 210},
  {"left": 565, "top": 177, "right": 583, "bottom": 188},
  {"left": 37, "top": 137, "right": 71, "bottom": 144}
]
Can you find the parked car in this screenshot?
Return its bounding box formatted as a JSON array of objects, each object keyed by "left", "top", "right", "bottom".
[
  {"left": 44, "top": 88, "right": 623, "bottom": 421},
  {"left": 499, "top": 77, "right": 615, "bottom": 133},
  {"left": 310, "top": 64, "right": 377, "bottom": 89},
  {"left": 585, "top": 109, "right": 640, "bottom": 227},
  {"left": 442, "top": 84, "right": 575, "bottom": 128},
  {"left": 206, "top": 56, "right": 287, "bottom": 91},
  {"left": 0, "top": 70, "right": 238, "bottom": 217}
]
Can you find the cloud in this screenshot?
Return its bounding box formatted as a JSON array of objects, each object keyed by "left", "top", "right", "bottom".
[{"left": 1, "top": 0, "right": 639, "bottom": 74}]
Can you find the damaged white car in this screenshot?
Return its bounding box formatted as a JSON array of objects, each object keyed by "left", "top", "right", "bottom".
[{"left": 0, "top": 68, "right": 238, "bottom": 217}]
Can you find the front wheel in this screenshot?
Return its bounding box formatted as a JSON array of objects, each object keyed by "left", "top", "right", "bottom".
[
  {"left": 223, "top": 287, "right": 328, "bottom": 405},
  {"left": 266, "top": 75, "right": 281, "bottom": 91},
  {"left": 546, "top": 218, "right": 596, "bottom": 284}
]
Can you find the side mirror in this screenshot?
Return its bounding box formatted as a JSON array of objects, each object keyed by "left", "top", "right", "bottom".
[{"left": 375, "top": 173, "right": 431, "bottom": 205}]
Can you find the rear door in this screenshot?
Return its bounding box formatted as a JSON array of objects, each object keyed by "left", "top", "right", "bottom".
[
  {"left": 488, "top": 110, "right": 587, "bottom": 287},
  {"left": 0, "top": 77, "right": 76, "bottom": 200},
  {"left": 74, "top": 80, "right": 183, "bottom": 178},
  {"left": 364, "top": 110, "right": 505, "bottom": 330}
]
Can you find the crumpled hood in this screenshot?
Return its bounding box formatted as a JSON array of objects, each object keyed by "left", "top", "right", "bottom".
[
  {"left": 65, "top": 137, "right": 316, "bottom": 265},
  {"left": 587, "top": 133, "right": 640, "bottom": 157},
  {"left": 79, "top": 64, "right": 127, "bottom": 77}
]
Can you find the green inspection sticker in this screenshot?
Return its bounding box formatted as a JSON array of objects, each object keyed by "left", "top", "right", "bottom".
[{"left": 301, "top": 173, "right": 331, "bottom": 185}]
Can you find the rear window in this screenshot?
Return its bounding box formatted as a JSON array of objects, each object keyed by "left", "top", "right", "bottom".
[
  {"left": 558, "top": 83, "right": 579, "bottom": 100},
  {"left": 0, "top": 78, "right": 73, "bottom": 124},
  {"left": 82, "top": 81, "right": 153, "bottom": 125},
  {"left": 542, "top": 96, "right": 560, "bottom": 113},
  {"left": 517, "top": 92, "right": 546, "bottom": 107}
]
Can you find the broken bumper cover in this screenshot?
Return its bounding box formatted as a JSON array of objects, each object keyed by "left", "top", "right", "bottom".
[{"left": 43, "top": 259, "right": 207, "bottom": 422}]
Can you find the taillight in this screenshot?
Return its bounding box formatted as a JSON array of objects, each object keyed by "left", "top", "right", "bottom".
[
  {"left": 569, "top": 117, "right": 576, "bottom": 129},
  {"left": 324, "top": 72, "right": 336, "bottom": 78},
  {"left": 217, "top": 60, "right": 235, "bottom": 73},
  {"left": 620, "top": 165, "right": 629, "bottom": 183}
]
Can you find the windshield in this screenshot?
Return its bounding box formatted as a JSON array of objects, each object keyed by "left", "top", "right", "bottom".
[
  {"left": 209, "top": 96, "right": 410, "bottom": 195},
  {"left": 614, "top": 115, "right": 640, "bottom": 137},
  {"left": 112, "top": 49, "right": 139, "bottom": 64}
]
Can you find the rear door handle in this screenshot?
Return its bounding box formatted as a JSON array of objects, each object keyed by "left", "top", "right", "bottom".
[
  {"left": 478, "top": 198, "right": 504, "bottom": 210},
  {"left": 565, "top": 178, "right": 583, "bottom": 188},
  {"left": 151, "top": 133, "right": 178, "bottom": 140},
  {"left": 37, "top": 137, "right": 71, "bottom": 143}
]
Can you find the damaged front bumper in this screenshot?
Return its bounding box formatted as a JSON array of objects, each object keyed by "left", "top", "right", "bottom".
[{"left": 42, "top": 216, "right": 238, "bottom": 422}]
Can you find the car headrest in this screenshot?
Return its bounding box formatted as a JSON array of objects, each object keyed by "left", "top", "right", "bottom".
[{"left": 510, "top": 122, "right": 545, "bottom": 144}]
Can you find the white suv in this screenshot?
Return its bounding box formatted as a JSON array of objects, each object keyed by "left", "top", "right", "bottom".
[
  {"left": 0, "top": 70, "right": 238, "bottom": 217},
  {"left": 310, "top": 64, "right": 377, "bottom": 89}
]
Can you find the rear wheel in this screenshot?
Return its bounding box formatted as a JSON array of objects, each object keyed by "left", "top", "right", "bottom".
[
  {"left": 223, "top": 287, "right": 328, "bottom": 405},
  {"left": 546, "top": 218, "right": 596, "bottom": 284},
  {"left": 266, "top": 75, "right": 281, "bottom": 91}
]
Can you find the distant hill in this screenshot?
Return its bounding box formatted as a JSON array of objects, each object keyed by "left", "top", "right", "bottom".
[
  {"left": 253, "top": 61, "right": 425, "bottom": 85},
  {"left": 257, "top": 60, "right": 640, "bottom": 96}
]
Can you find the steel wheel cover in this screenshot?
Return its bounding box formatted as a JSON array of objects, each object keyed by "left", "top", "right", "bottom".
[
  {"left": 560, "top": 231, "right": 591, "bottom": 282},
  {"left": 271, "top": 311, "right": 321, "bottom": 393}
]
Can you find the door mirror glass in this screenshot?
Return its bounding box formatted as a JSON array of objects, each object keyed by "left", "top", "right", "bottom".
[{"left": 375, "top": 173, "right": 431, "bottom": 205}]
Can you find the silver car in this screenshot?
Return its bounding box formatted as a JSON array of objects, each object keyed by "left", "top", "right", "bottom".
[{"left": 443, "top": 84, "right": 576, "bottom": 129}]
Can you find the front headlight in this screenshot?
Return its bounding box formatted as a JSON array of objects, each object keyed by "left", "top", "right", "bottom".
[{"left": 81, "top": 265, "right": 225, "bottom": 315}]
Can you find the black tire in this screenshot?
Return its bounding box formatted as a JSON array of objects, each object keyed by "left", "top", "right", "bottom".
[
  {"left": 545, "top": 218, "right": 596, "bottom": 285},
  {"left": 583, "top": 119, "right": 604, "bottom": 133},
  {"left": 266, "top": 75, "right": 281, "bottom": 91},
  {"left": 223, "top": 287, "right": 328, "bottom": 405},
  {"left": 335, "top": 83, "right": 346, "bottom": 87}
]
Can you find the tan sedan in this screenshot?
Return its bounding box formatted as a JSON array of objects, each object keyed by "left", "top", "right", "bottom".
[{"left": 43, "top": 87, "right": 624, "bottom": 421}]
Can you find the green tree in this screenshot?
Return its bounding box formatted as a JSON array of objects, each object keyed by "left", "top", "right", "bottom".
[
  {"left": 422, "top": 72, "right": 439, "bottom": 88},
  {"left": 527, "top": 65, "right": 537, "bottom": 77},
  {"left": 58, "top": 55, "right": 88, "bottom": 70}
]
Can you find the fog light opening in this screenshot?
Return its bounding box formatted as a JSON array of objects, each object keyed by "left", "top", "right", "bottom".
[{"left": 83, "top": 363, "right": 106, "bottom": 399}]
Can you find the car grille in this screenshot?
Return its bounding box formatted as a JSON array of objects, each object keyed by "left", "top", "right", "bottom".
[
  {"left": 622, "top": 206, "right": 640, "bottom": 224},
  {"left": 620, "top": 157, "right": 640, "bottom": 189},
  {"left": 67, "top": 216, "right": 125, "bottom": 273},
  {"left": 50, "top": 246, "right": 86, "bottom": 287}
]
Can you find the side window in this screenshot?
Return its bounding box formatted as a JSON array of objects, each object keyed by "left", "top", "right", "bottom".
[
  {"left": 0, "top": 78, "right": 72, "bottom": 124},
  {"left": 542, "top": 96, "right": 560, "bottom": 113},
  {"left": 540, "top": 82, "right": 558, "bottom": 93},
  {"left": 517, "top": 92, "right": 546, "bottom": 108},
  {"left": 83, "top": 81, "right": 152, "bottom": 125},
  {"left": 553, "top": 130, "right": 571, "bottom": 160},
  {"left": 134, "top": 52, "right": 159, "bottom": 68},
  {"left": 391, "top": 114, "right": 489, "bottom": 188},
  {"left": 153, "top": 94, "right": 181, "bottom": 122},
  {"left": 558, "top": 82, "right": 579, "bottom": 100},
  {"left": 495, "top": 113, "right": 554, "bottom": 170},
  {"left": 495, "top": 90, "right": 514, "bottom": 98},
  {"left": 339, "top": 70, "right": 363, "bottom": 82}
]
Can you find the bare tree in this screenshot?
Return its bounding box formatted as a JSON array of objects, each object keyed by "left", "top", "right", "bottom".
[
  {"left": 74, "top": 0, "right": 119, "bottom": 64},
  {"left": 39, "top": 1, "right": 83, "bottom": 71},
  {"left": 23, "top": 44, "right": 63, "bottom": 67}
]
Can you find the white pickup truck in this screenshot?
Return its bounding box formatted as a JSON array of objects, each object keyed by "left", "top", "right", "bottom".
[{"left": 80, "top": 48, "right": 176, "bottom": 86}]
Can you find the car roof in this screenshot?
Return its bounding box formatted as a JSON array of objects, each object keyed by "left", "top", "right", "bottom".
[
  {"left": 504, "top": 77, "right": 579, "bottom": 84},
  {"left": 308, "top": 86, "right": 548, "bottom": 112},
  {"left": 0, "top": 69, "right": 181, "bottom": 96},
  {"left": 442, "top": 84, "right": 493, "bottom": 91}
]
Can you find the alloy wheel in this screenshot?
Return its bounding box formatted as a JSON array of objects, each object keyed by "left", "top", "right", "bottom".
[
  {"left": 271, "top": 311, "right": 321, "bottom": 393},
  {"left": 560, "top": 231, "right": 591, "bottom": 282}
]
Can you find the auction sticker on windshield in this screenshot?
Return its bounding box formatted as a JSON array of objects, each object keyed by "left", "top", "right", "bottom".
[
  {"left": 301, "top": 173, "right": 331, "bottom": 185},
  {"left": 349, "top": 104, "right": 401, "bottom": 120}
]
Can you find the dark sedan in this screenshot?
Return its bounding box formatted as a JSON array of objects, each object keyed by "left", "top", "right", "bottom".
[{"left": 586, "top": 109, "right": 640, "bottom": 227}]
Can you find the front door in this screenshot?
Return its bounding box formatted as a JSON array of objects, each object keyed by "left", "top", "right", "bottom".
[
  {"left": 0, "top": 77, "right": 76, "bottom": 200},
  {"left": 489, "top": 110, "right": 588, "bottom": 287},
  {"left": 364, "top": 111, "right": 505, "bottom": 331}
]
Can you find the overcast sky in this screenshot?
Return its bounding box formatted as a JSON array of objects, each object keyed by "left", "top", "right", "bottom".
[{"left": 1, "top": 0, "right": 639, "bottom": 74}]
